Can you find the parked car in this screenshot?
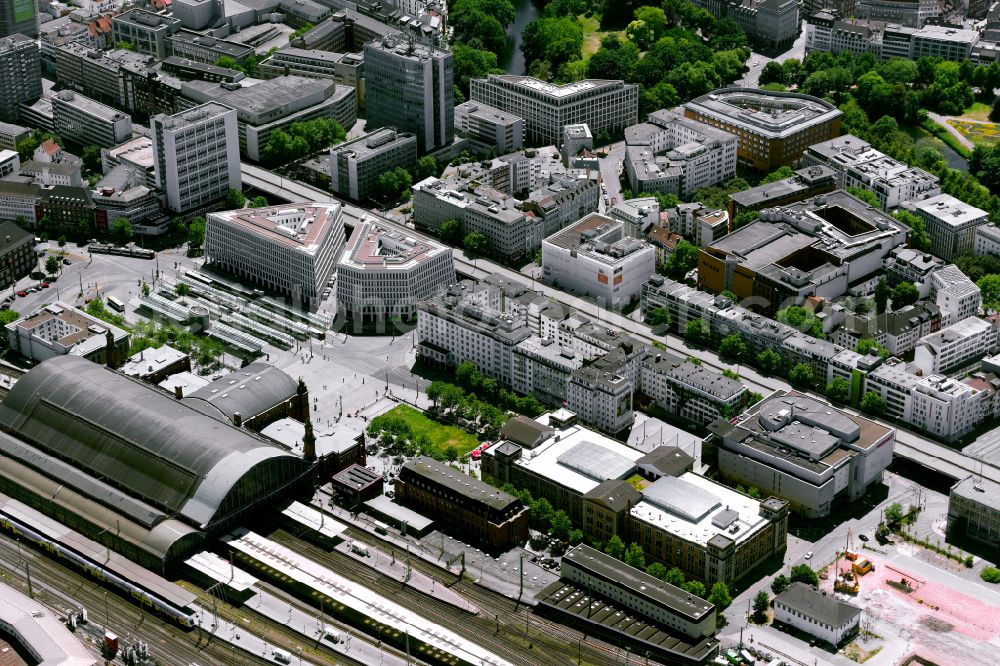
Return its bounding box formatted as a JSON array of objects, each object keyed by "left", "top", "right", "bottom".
[
  {"left": 40, "top": 283, "right": 49, "bottom": 288},
  {"left": 16, "top": 291, "right": 25, "bottom": 297},
  {"left": 858, "top": 534, "right": 869, "bottom": 542},
  {"left": 804, "top": 551, "right": 813, "bottom": 560},
  {"left": 63, "top": 258, "right": 71, "bottom": 265}
]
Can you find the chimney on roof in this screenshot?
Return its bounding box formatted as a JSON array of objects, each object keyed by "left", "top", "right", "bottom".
[
  {"left": 233, "top": 412, "right": 242, "bottom": 427},
  {"left": 174, "top": 384, "right": 183, "bottom": 399}
]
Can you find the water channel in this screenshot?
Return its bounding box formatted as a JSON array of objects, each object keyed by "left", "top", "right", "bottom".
[{"left": 500, "top": 0, "right": 542, "bottom": 75}]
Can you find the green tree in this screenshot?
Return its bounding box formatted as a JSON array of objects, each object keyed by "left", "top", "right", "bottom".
[
  {"left": 188, "top": 217, "right": 206, "bottom": 250},
  {"left": 57, "top": 235, "right": 66, "bottom": 248},
  {"left": 530, "top": 497, "right": 554, "bottom": 529},
  {"left": 771, "top": 574, "right": 790, "bottom": 596},
  {"left": 45, "top": 255, "right": 60, "bottom": 275},
  {"left": 874, "top": 278, "right": 891, "bottom": 314},
  {"left": 112, "top": 218, "right": 133, "bottom": 246},
  {"left": 646, "top": 562, "right": 668, "bottom": 580},
  {"left": 752, "top": 590, "right": 770, "bottom": 621},
  {"left": 176, "top": 283, "right": 190, "bottom": 298},
  {"left": 81, "top": 145, "right": 102, "bottom": 173},
  {"left": 520, "top": 17, "right": 583, "bottom": 74},
  {"left": 664, "top": 567, "right": 686, "bottom": 587},
  {"left": 634, "top": 6, "right": 667, "bottom": 41},
  {"left": 893, "top": 209, "right": 932, "bottom": 252},
  {"left": 732, "top": 211, "right": 759, "bottom": 230},
  {"left": 463, "top": 232, "right": 489, "bottom": 257},
  {"left": 452, "top": 43, "right": 499, "bottom": 98},
  {"left": 790, "top": 564, "right": 819, "bottom": 587},
  {"left": 719, "top": 333, "right": 748, "bottom": 362},
  {"left": 225, "top": 188, "right": 245, "bottom": 209},
  {"left": 623, "top": 542, "right": 646, "bottom": 570},
  {"left": 979, "top": 273, "right": 1000, "bottom": 312},
  {"left": 115, "top": 40, "right": 134, "bottom": 50},
  {"left": 685, "top": 319, "right": 711, "bottom": 346},
  {"left": 860, "top": 391, "right": 886, "bottom": 416},
  {"left": 141, "top": 281, "right": 150, "bottom": 297},
  {"left": 605, "top": 535, "right": 626, "bottom": 561},
  {"left": 856, "top": 338, "right": 890, "bottom": 359},
  {"left": 789, "top": 363, "right": 814, "bottom": 388},
  {"left": 682, "top": 580, "right": 706, "bottom": 597},
  {"left": 647, "top": 307, "right": 671, "bottom": 328},
  {"left": 444, "top": 445, "right": 459, "bottom": 462},
  {"left": 982, "top": 567, "right": 1000, "bottom": 583},
  {"left": 440, "top": 219, "right": 464, "bottom": 246},
  {"left": 760, "top": 166, "right": 795, "bottom": 185},
  {"left": 759, "top": 61, "right": 787, "bottom": 86},
  {"left": 707, "top": 581, "right": 732, "bottom": 610},
  {"left": 846, "top": 186, "right": 882, "bottom": 209},
  {"left": 826, "top": 376, "right": 851, "bottom": 403},
  {"left": 756, "top": 349, "right": 783, "bottom": 375},
  {"left": 625, "top": 19, "right": 653, "bottom": 49},
  {"left": 884, "top": 502, "right": 904, "bottom": 526},
  {"left": 568, "top": 529, "right": 583, "bottom": 545},
  {"left": 413, "top": 156, "right": 439, "bottom": 181},
  {"left": 664, "top": 240, "right": 699, "bottom": 280},
  {"left": 891, "top": 282, "right": 919, "bottom": 309},
  {"left": 550, "top": 509, "right": 572, "bottom": 541},
  {"left": 776, "top": 305, "right": 823, "bottom": 338},
  {"left": 251, "top": 196, "right": 268, "bottom": 208}
]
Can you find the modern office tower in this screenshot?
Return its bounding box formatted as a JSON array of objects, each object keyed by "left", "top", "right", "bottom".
[
  {"left": 363, "top": 37, "right": 453, "bottom": 153},
  {"left": 0, "top": 34, "right": 41, "bottom": 122},
  {"left": 455, "top": 101, "right": 524, "bottom": 153},
  {"left": 911, "top": 193, "right": 990, "bottom": 261},
  {"left": 111, "top": 9, "right": 181, "bottom": 59},
  {"left": 151, "top": 103, "right": 240, "bottom": 214},
  {"left": 52, "top": 91, "right": 133, "bottom": 149},
  {"left": 470, "top": 75, "right": 639, "bottom": 147},
  {"left": 0, "top": 1, "right": 38, "bottom": 39},
  {"left": 329, "top": 128, "right": 417, "bottom": 201}
]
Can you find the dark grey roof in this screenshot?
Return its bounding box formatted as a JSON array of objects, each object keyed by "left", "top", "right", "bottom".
[
  {"left": 775, "top": 582, "right": 862, "bottom": 627},
  {"left": 0, "top": 356, "right": 305, "bottom": 529},
  {"left": 400, "top": 456, "right": 521, "bottom": 513},
  {"left": 184, "top": 363, "right": 298, "bottom": 424},
  {"left": 582, "top": 479, "right": 641, "bottom": 509},
  {"left": 636, "top": 446, "right": 694, "bottom": 478},
  {"left": 500, "top": 415, "right": 553, "bottom": 449}
]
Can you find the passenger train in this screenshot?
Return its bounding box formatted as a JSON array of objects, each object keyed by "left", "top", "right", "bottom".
[{"left": 0, "top": 509, "right": 199, "bottom": 628}]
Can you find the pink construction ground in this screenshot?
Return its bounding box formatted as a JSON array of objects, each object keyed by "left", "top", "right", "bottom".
[{"left": 820, "top": 550, "right": 1000, "bottom": 664}]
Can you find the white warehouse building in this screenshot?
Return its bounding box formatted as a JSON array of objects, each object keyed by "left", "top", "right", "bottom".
[
  {"left": 541, "top": 213, "right": 655, "bottom": 310},
  {"left": 205, "top": 202, "right": 344, "bottom": 311}
]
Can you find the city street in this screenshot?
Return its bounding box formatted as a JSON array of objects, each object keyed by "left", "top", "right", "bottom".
[{"left": 736, "top": 23, "right": 809, "bottom": 88}]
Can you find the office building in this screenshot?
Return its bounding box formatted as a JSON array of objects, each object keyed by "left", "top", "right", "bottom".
[
  {"left": 911, "top": 194, "right": 989, "bottom": 261},
  {"left": 948, "top": 475, "right": 1000, "bottom": 551},
  {"left": 929, "top": 264, "right": 981, "bottom": 325},
  {"left": 0, "top": 181, "right": 38, "bottom": 224},
  {"left": 641, "top": 352, "right": 747, "bottom": 425},
  {"left": 856, "top": 0, "right": 938, "bottom": 26},
  {"left": 172, "top": 0, "right": 223, "bottom": 30},
  {"left": 910, "top": 374, "right": 992, "bottom": 442},
  {"left": 630, "top": 473, "right": 789, "bottom": 586},
  {"left": 470, "top": 75, "right": 639, "bottom": 147},
  {"left": 0, "top": 221, "right": 34, "bottom": 289},
  {"left": 259, "top": 48, "right": 364, "bottom": 103},
  {"left": 37, "top": 185, "right": 96, "bottom": 234},
  {"left": 699, "top": 190, "right": 907, "bottom": 312},
  {"left": 151, "top": 102, "right": 240, "bottom": 213},
  {"left": 912, "top": 316, "right": 998, "bottom": 375},
  {"left": 53, "top": 44, "right": 154, "bottom": 108},
  {"left": 560, "top": 544, "right": 717, "bottom": 639},
  {"left": 166, "top": 30, "right": 255, "bottom": 65},
  {"left": 6, "top": 302, "right": 130, "bottom": 367},
  {"left": 395, "top": 456, "right": 528, "bottom": 549},
  {"left": 0, "top": 35, "right": 41, "bottom": 123},
  {"left": 684, "top": 89, "right": 842, "bottom": 171},
  {"left": 0, "top": 150, "right": 18, "bottom": 179},
  {"left": 205, "top": 203, "right": 345, "bottom": 310},
  {"left": 179, "top": 77, "right": 357, "bottom": 162},
  {"left": 691, "top": 0, "right": 799, "bottom": 48},
  {"left": 802, "top": 135, "right": 940, "bottom": 210},
  {"left": 52, "top": 91, "right": 133, "bottom": 149},
  {"left": 455, "top": 101, "right": 524, "bottom": 153},
  {"left": 0, "top": 0, "right": 38, "bottom": 39},
  {"left": 728, "top": 165, "right": 837, "bottom": 219},
  {"left": 329, "top": 129, "right": 418, "bottom": 201},
  {"left": 708, "top": 392, "right": 895, "bottom": 517},
  {"left": 912, "top": 24, "right": 978, "bottom": 60},
  {"left": 111, "top": 10, "right": 181, "bottom": 59},
  {"left": 562, "top": 123, "right": 593, "bottom": 163},
  {"left": 91, "top": 166, "right": 162, "bottom": 233},
  {"left": 364, "top": 37, "right": 453, "bottom": 153},
  {"left": 624, "top": 109, "right": 737, "bottom": 199},
  {"left": 773, "top": 583, "right": 862, "bottom": 646},
  {"left": 120, "top": 345, "right": 191, "bottom": 384},
  {"left": 0, "top": 122, "right": 30, "bottom": 151},
  {"left": 975, "top": 223, "right": 1000, "bottom": 259},
  {"left": 541, "top": 214, "right": 655, "bottom": 310},
  {"left": 336, "top": 218, "right": 454, "bottom": 323}
]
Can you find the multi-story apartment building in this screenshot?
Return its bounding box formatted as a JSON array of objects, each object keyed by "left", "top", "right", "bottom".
[
  {"left": 541, "top": 214, "right": 655, "bottom": 310},
  {"left": 709, "top": 392, "right": 894, "bottom": 517},
  {"left": 151, "top": 103, "right": 241, "bottom": 214},
  {"left": 454, "top": 101, "right": 524, "bottom": 153},
  {"left": 111, "top": 10, "right": 181, "bottom": 59},
  {"left": 911, "top": 194, "right": 989, "bottom": 261},
  {"left": 691, "top": 0, "right": 800, "bottom": 48},
  {"left": 470, "top": 75, "right": 639, "bottom": 147},
  {"left": 729, "top": 165, "right": 837, "bottom": 219},
  {"left": 624, "top": 109, "right": 737, "bottom": 199},
  {"left": 0, "top": 34, "right": 41, "bottom": 123},
  {"left": 802, "top": 135, "right": 940, "bottom": 210},
  {"left": 913, "top": 316, "right": 998, "bottom": 375},
  {"left": 0, "top": 0, "right": 38, "bottom": 39},
  {"left": 0, "top": 181, "right": 38, "bottom": 224},
  {"left": 910, "top": 374, "right": 991, "bottom": 442},
  {"left": 54, "top": 44, "right": 155, "bottom": 107},
  {"left": 641, "top": 353, "right": 747, "bottom": 424},
  {"left": 205, "top": 203, "right": 345, "bottom": 311},
  {"left": 929, "top": 264, "right": 981, "bottom": 325},
  {"left": 567, "top": 366, "right": 635, "bottom": 436},
  {"left": 364, "top": 37, "right": 453, "bottom": 154},
  {"left": 684, "top": 89, "right": 842, "bottom": 171},
  {"left": 856, "top": 0, "right": 938, "bottom": 26},
  {"left": 178, "top": 77, "right": 357, "bottom": 162},
  {"left": 667, "top": 203, "right": 732, "bottom": 248},
  {"left": 948, "top": 475, "right": 1000, "bottom": 550},
  {"left": 336, "top": 218, "right": 454, "bottom": 323},
  {"left": 329, "top": 129, "right": 417, "bottom": 201},
  {"left": 52, "top": 91, "right": 132, "bottom": 149},
  {"left": 395, "top": 456, "right": 528, "bottom": 549}
]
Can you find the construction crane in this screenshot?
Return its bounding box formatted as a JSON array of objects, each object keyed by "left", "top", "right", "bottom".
[{"left": 834, "top": 529, "right": 860, "bottom": 594}]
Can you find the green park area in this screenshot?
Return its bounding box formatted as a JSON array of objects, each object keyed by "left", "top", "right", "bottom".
[
  {"left": 376, "top": 404, "right": 480, "bottom": 458},
  {"left": 948, "top": 118, "right": 1000, "bottom": 148}
]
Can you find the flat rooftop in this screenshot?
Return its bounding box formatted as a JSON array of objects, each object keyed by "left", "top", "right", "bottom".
[
  {"left": 210, "top": 202, "right": 342, "bottom": 254},
  {"left": 156, "top": 102, "right": 234, "bottom": 129},
  {"left": 483, "top": 74, "right": 630, "bottom": 101},
  {"left": 686, "top": 88, "right": 840, "bottom": 138},
  {"left": 259, "top": 417, "right": 360, "bottom": 457},
  {"left": 913, "top": 193, "right": 988, "bottom": 227},
  {"left": 0, "top": 581, "right": 97, "bottom": 666},
  {"left": 54, "top": 91, "right": 128, "bottom": 122},
  {"left": 120, "top": 344, "right": 187, "bottom": 377},
  {"left": 951, "top": 474, "right": 1000, "bottom": 510}
]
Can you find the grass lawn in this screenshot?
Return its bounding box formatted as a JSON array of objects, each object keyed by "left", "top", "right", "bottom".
[
  {"left": 962, "top": 102, "right": 993, "bottom": 121},
  {"left": 580, "top": 14, "right": 624, "bottom": 58},
  {"left": 384, "top": 404, "right": 480, "bottom": 456},
  {"left": 948, "top": 118, "right": 1000, "bottom": 148}
]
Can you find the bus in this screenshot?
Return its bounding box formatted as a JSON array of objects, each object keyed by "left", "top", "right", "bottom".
[{"left": 107, "top": 296, "right": 125, "bottom": 312}]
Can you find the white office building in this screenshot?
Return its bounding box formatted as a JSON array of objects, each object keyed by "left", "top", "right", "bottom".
[
  {"left": 913, "top": 316, "right": 998, "bottom": 375},
  {"left": 911, "top": 193, "right": 989, "bottom": 261},
  {"left": 52, "top": 90, "right": 132, "bottom": 149},
  {"left": 205, "top": 202, "right": 344, "bottom": 310},
  {"left": 151, "top": 103, "right": 240, "bottom": 214},
  {"left": 975, "top": 223, "right": 1000, "bottom": 259},
  {"left": 470, "top": 75, "right": 639, "bottom": 147},
  {"left": 336, "top": 218, "right": 454, "bottom": 323},
  {"left": 541, "top": 213, "right": 655, "bottom": 310},
  {"left": 929, "top": 264, "right": 981, "bottom": 325},
  {"left": 910, "top": 374, "right": 992, "bottom": 442},
  {"left": 455, "top": 101, "right": 524, "bottom": 153}
]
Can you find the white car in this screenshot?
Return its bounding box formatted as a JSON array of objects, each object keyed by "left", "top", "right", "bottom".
[{"left": 804, "top": 551, "right": 813, "bottom": 560}]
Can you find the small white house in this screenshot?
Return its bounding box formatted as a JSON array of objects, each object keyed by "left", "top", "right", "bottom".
[{"left": 772, "top": 582, "right": 861, "bottom": 646}]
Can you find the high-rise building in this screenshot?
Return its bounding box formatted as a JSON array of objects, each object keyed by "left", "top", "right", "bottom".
[
  {"left": 363, "top": 37, "right": 453, "bottom": 153},
  {"left": 0, "top": 1, "right": 38, "bottom": 39},
  {"left": 151, "top": 102, "right": 240, "bottom": 214},
  {"left": 0, "top": 34, "right": 41, "bottom": 123}
]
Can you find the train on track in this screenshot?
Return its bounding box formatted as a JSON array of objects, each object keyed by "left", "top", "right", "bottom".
[{"left": 0, "top": 509, "right": 199, "bottom": 628}]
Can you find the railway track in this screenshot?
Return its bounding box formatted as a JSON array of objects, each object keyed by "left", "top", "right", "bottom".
[{"left": 269, "top": 529, "right": 629, "bottom": 666}]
